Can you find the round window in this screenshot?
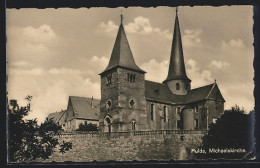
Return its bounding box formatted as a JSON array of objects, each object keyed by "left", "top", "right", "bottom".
[{"left": 129, "top": 99, "right": 135, "bottom": 107}]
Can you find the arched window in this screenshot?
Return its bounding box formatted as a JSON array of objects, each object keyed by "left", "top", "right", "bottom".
[
  {"left": 176, "top": 83, "right": 180, "bottom": 90},
  {"left": 106, "top": 74, "right": 112, "bottom": 84},
  {"left": 195, "top": 119, "right": 199, "bottom": 129},
  {"left": 127, "top": 73, "right": 136, "bottom": 83},
  {"left": 131, "top": 120, "right": 136, "bottom": 130},
  {"left": 105, "top": 117, "right": 111, "bottom": 124},
  {"left": 177, "top": 120, "right": 181, "bottom": 129},
  {"left": 163, "top": 106, "right": 167, "bottom": 122},
  {"left": 151, "top": 104, "right": 154, "bottom": 121},
  {"left": 195, "top": 106, "right": 199, "bottom": 113},
  {"left": 177, "top": 107, "right": 181, "bottom": 114},
  {"left": 106, "top": 100, "right": 112, "bottom": 109},
  {"left": 105, "top": 117, "right": 111, "bottom": 133}
]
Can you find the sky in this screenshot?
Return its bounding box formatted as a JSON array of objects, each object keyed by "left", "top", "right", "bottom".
[{"left": 6, "top": 6, "right": 254, "bottom": 123}]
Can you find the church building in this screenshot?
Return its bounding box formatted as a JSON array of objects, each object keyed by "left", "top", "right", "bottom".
[
  {"left": 48, "top": 10, "right": 225, "bottom": 132},
  {"left": 98, "top": 10, "right": 225, "bottom": 132}
]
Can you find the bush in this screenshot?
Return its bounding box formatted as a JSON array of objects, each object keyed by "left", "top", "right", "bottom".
[{"left": 76, "top": 122, "right": 98, "bottom": 132}]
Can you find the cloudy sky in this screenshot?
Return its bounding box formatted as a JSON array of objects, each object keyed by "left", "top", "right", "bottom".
[{"left": 6, "top": 6, "right": 254, "bottom": 123}]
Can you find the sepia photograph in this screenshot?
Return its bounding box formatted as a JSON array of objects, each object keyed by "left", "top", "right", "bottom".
[{"left": 6, "top": 6, "right": 255, "bottom": 162}]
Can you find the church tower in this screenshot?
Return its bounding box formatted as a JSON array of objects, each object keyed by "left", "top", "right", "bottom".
[
  {"left": 99, "top": 14, "right": 148, "bottom": 132},
  {"left": 163, "top": 8, "right": 191, "bottom": 95}
]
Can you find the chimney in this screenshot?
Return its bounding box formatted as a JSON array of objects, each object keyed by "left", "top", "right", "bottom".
[{"left": 91, "top": 96, "right": 94, "bottom": 108}]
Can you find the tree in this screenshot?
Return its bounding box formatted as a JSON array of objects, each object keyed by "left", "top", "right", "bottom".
[
  {"left": 8, "top": 96, "right": 72, "bottom": 162},
  {"left": 76, "top": 122, "right": 98, "bottom": 132},
  {"left": 200, "top": 105, "right": 251, "bottom": 159}
]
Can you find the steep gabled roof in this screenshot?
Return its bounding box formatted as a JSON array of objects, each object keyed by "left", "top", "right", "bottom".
[
  {"left": 186, "top": 84, "right": 214, "bottom": 103},
  {"left": 145, "top": 80, "right": 186, "bottom": 104},
  {"left": 206, "top": 83, "right": 225, "bottom": 102},
  {"left": 47, "top": 110, "right": 66, "bottom": 124},
  {"left": 100, "top": 23, "right": 145, "bottom": 75},
  {"left": 69, "top": 96, "right": 100, "bottom": 120},
  {"left": 187, "top": 83, "right": 225, "bottom": 103}
]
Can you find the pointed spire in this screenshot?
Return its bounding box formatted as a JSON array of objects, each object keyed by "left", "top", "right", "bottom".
[
  {"left": 100, "top": 14, "right": 145, "bottom": 74},
  {"left": 120, "top": 10, "right": 123, "bottom": 24},
  {"left": 164, "top": 8, "right": 191, "bottom": 83}
]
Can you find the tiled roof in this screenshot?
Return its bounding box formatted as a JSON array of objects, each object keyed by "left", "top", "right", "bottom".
[
  {"left": 206, "top": 83, "right": 225, "bottom": 102},
  {"left": 69, "top": 96, "right": 100, "bottom": 120},
  {"left": 47, "top": 111, "right": 65, "bottom": 123},
  {"left": 145, "top": 81, "right": 223, "bottom": 104},
  {"left": 50, "top": 84, "right": 223, "bottom": 123},
  {"left": 145, "top": 80, "right": 186, "bottom": 104},
  {"left": 187, "top": 83, "right": 215, "bottom": 103},
  {"left": 100, "top": 24, "right": 145, "bottom": 74}
]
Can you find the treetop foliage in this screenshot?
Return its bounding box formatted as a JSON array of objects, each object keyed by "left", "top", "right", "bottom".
[
  {"left": 199, "top": 105, "right": 253, "bottom": 159},
  {"left": 8, "top": 95, "right": 72, "bottom": 162}
]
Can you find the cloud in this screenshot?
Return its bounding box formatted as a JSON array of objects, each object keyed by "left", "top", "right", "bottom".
[
  {"left": 182, "top": 29, "right": 202, "bottom": 48},
  {"left": 7, "top": 54, "right": 108, "bottom": 123},
  {"left": 186, "top": 59, "right": 213, "bottom": 88},
  {"left": 220, "top": 82, "right": 254, "bottom": 113},
  {"left": 125, "top": 16, "right": 172, "bottom": 40},
  {"left": 154, "top": 28, "right": 172, "bottom": 40},
  {"left": 218, "top": 38, "right": 254, "bottom": 81},
  {"left": 125, "top": 16, "right": 153, "bottom": 35},
  {"left": 22, "top": 24, "right": 58, "bottom": 44},
  {"left": 7, "top": 25, "right": 107, "bottom": 123},
  {"left": 221, "top": 38, "right": 245, "bottom": 49},
  {"left": 8, "top": 66, "right": 101, "bottom": 124},
  {"left": 48, "top": 68, "right": 84, "bottom": 75},
  {"left": 7, "top": 25, "right": 59, "bottom": 67},
  {"left": 99, "top": 20, "right": 118, "bottom": 33},
  {"left": 208, "top": 60, "right": 230, "bottom": 70},
  {"left": 10, "top": 61, "right": 30, "bottom": 67},
  {"left": 98, "top": 16, "right": 172, "bottom": 40},
  {"left": 91, "top": 55, "right": 109, "bottom": 69},
  {"left": 7, "top": 25, "right": 58, "bottom": 49},
  {"left": 9, "top": 68, "right": 44, "bottom": 75},
  {"left": 140, "top": 58, "right": 214, "bottom": 91},
  {"left": 140, "top": 59, "right": 169, "bottom": 82}
]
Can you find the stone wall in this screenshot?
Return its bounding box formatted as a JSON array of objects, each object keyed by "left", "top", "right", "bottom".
[
  {"left": 100, "top": 67, "right": 147, "bottom": 132},
  {"left": 39, "top": 132, "right": 204, "bottom": 162}
]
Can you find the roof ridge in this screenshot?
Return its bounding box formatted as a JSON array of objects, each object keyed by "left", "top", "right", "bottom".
[
  {"left": 56, "top": 110, "right": 66, "bottom": 123},
  {"left": 145, "top": 80, "right": 168, "bottom": 86},
  {"left": 205, "top": 82, "right": 217, "bottom": 99},
  {"left": 145, "top": 80, "right": 161, "bottom": 84},
  {"left": 188, "top": 83, "right": 214, "bottom": 92},
  {"left": 69, "top": 96, "right": 100, "bottom": 101},
  {"left": 117, "top": 24, "right": 122, "bottom": 65}
]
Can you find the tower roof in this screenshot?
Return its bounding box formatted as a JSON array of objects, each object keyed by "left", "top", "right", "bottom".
[
  {"left": 164, "top": 9, "right": 190, "bottom": 83},
  {"left": 100, "top": 17, "right": 145, "bottom": 75}
]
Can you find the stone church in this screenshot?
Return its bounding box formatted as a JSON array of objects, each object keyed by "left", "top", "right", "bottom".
[
  {"left": 98, "top": 11, "right": 225, "bottom": 133},
  {"left": 48, "top": 10, "right": 225, "bottom": 132}
]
